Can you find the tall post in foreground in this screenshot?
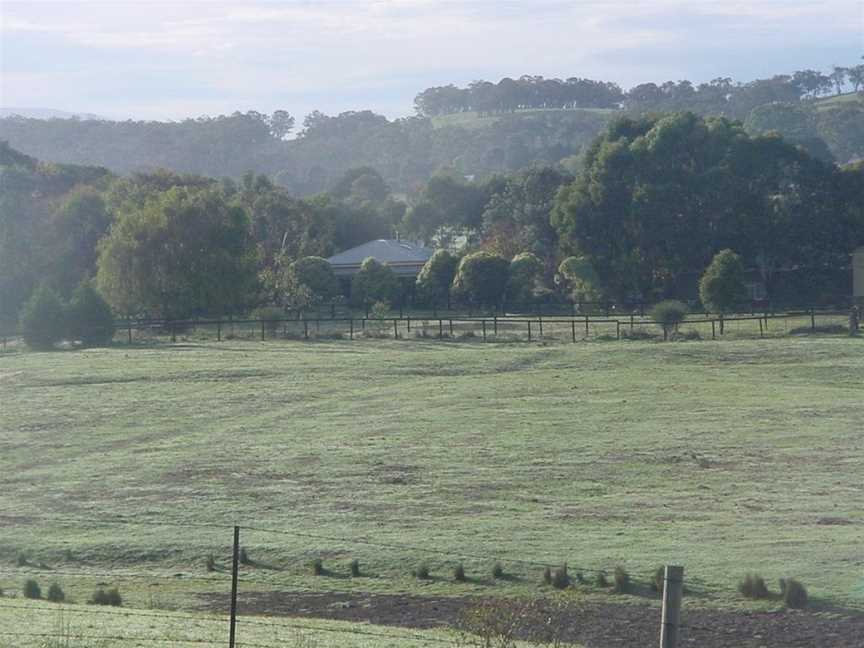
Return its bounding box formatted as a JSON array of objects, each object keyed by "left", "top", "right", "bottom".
[
  {"left": 229, "top": 525, "right": 240, "bottom": 648},
  {"left": 660, "top": 565, "right": 684, "bottom": 648}
]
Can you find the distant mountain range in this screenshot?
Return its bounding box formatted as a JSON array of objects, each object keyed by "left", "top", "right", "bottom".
[{"left": 0, "top": 107, "right": 109, "bottom": 121}]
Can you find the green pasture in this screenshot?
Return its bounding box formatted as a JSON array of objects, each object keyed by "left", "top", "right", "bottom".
[{"left": 0, "top": 334, "right": 863, "bottom": 644}]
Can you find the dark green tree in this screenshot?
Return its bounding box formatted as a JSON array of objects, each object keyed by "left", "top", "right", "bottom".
[
  {"left": 507, "top": 252, "right": 543, "bottom": 304},
  {"left": 452, "top": 251, "right": 509, "bottom": 307},
  {"left": 699, "top": 249, "right": 747, "bottom": 332},
  {"left": 351, "top": 257, "right": 399, "bottom": 306},
  {"left": 290, "top": 256, "right": 340, "bottom": 302},
  {"left": 19, "top": 284, "right": 66, "bottom": 350},
  {"left": 66, "top": 280, "right": 115, "bottom": 346},
  {"left": 415, "top": 249, "right": 458, "bottom": 305}
]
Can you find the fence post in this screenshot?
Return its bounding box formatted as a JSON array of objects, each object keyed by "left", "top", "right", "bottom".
[
  {"left": 616, "top": 321, "right": 621, "bottom": 340},
  {"left": 630, "top": 313, "right": 635, "bottom": 330},
  {"left": 127, "top": 319, "right": 132, "bottom": 345},
  {"left": 407, "top": 316, "right": 411, "bottom": 332},
  {"left": 571, "top": 320, "right": 576, "bottom": 343},
  {"left": 493, "top": 315, "right": 498, "bottom": 336},
  {"left": 217, "top": 320, "right": 222, "bottom": 342},
  {"left": 393, "top": 319, "right": 398, "bottom": 339},
  {"left": 349, "top": 319, "right": 354, "bottom": 340},
  {"left": 527, "top": 321, "right": 532, "bottom": 342},
  {"left": 585, "top": 315, "right": 589, "bottom": 339},
  {"left": 811, "top": 308, "right": 816, "bottom": 332},
  {"left": 439, "top": 319, "right": 443, "bottom": 338},
  {"left": 171, "top": 322, "right": 177, "bottom": 343},
  {"left": 260, "top": 320, "right": 265, "bottom": 341},
  {"left": 449, "top": 319, "right": 453, "bottom": 337},
  {"left": 482, "top": 320, "right": 487, "bottom": 342},
  {"left": 304, "top": 321, "right": 309, "bottom": 340},
  {"left": 228, "top": 525, "right": 240, "bottom": 648},
  {"left": 538, "top": 316, "right": 543, "bottom": 338},
  {"left": 758, "top": 318, "right": 764, "bottom": 337},
  {"left": 711, "top": 320, "right": 716, "bottom": 340},
  {"left": 659, "top": 565, "right": 684, "bottom": 648}
]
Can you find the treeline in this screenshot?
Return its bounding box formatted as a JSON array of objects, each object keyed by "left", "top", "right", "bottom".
[
  {"left": 414, "top": 64, "right": 864, "bottom": 118},
  {"left": 3, "top": 112, "right": 863, "bottom": 338},
  {"left": 2, "top": 64, "right": 863, "bottom": 199}
]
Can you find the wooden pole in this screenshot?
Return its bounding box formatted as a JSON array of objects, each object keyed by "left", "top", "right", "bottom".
[
  {"left": 616, "top": 321, "right": 621, "bottom": 340},
  {"left": 585, "top": 315, "right": 589, "bottom": 338},
  {"left": 217, "top": 320, "right": 222, "bottom": 342},
  {"left": 349, "top": 319, "right": 353, "bottom": 340},
  {"left": 449, "top": 319, "right": 453, "bottom": 337},
  {"left": 811, "top": 309, "right": 816, "bottom": 332},
  {"left": 527, "top": 321, "right": 532, "bottom": 342},
  {"left": 571, "top": 320, "right": 576, "bottom": 343},
  {"left": 127, "top": 319, "right": 132, "bottom": 345},
  {"left": 493, "top": 315, "right": 498, "bottom": 336},
  {"left": 659, "top": 565, "right": 683, "bottom": 648},
  {"left": 538, "top": 316, "right": 543, "bottom": 338},
  {"left": 228, "top": 525, "right": 240, "bottom": 648},
  {"left": 393, "top": 319, "right": 398, "bottom": 339},
  {"left": 482, "top": 320, "right": 487, "bottom": 342},
  {"left": 711, "top": 320, "right": 716, "bottom": 340},
  {"left": 439, "top": 319, "right": 443, "bottom": 338}
]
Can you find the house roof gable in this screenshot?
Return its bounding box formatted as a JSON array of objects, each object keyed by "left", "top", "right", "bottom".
[{"left": 326, "top": 239, "right": 433, "bottom": 266}]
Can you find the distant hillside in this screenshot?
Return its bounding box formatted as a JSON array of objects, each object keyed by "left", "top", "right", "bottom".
[{"left": 0, "top": 107, "right": 109, "bottom": 120}]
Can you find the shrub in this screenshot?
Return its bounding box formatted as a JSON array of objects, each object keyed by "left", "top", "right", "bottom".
[
  {"left": 594, "top": 571, "right": 609, "bottom": 588},
  {"left": 47, "top": 583, "right": 65, "bottom": 603},
  {"left": 413, "top": 564, "right": 430, "bottom": 580},
  {"left": 205, "top": 555, "right": 216, "bottom": 572},
  {"left": 783, "top": 579, "right": 808, "bottom": 608},
  {"left": 649, "top": 300, "right": 688, "bottom": 341},
  {"left": 699, "top": 249, "right": 747, "bottom": 323},
  {"left": 551, "top": 564, "right": 570, "bottom": 589},
  {"left": 239, "top": 547, "right": 251, "bottom": 565},
  {"left": 66, "top": 281, "right": 115, "bottom": 346},
  {"left": 350, "top": 559, "right": 361, "bottom": 577},
  {"left": 369, "top": 300, "right": 390, "bottom": 320},
  {"left": 19, "top": 284, "right": 66, "bottom": 350},
  {"left": 23, "top": 579, "right": 41, "bottom": 599},
  {"left": 352, "top": 258, "right": 399, "bottom": 305},
  {"left": 452, "top": 252, "right": 509, "bottom": 307},
  {"left": 16, "top": 553, "right": 28, "bottom": 567},
  {"left": 651, "top": 567, "right": 665, "bottom": 592},
  {"left": 491, "top": 562, "right": 504, "bottom": 579},
  {"left": 291, "top": 256, "right": 340, "bottom": 302},
  {"left": 738, "top": 573, "right": 770, "bottom": 599},
  {"left": 90, "top": 587, "right": 122, "bottom": 606},
  {"left": 312, "top": 558, "right": 323, "bottom": 576},
  {"left": 507, "top": 252, "right": 543, "bottom": 304},
  {"left": 542, "top": 566, "right": 552, "bottom": 585},
  {"left": 253, "top": 307, "right": 283, "bottom": 335},
  {"left": 454, "top": 563, "right": 466, "bottom": 582},
  {"left": 416, "top": 250, "right": 458, "bottom": 305},
  {"left": 613, "top": 566, "right": 630, "bottom": 594}
]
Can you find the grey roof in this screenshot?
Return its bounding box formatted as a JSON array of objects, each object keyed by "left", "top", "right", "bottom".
[{"left": 326, "top": 239, "right": 433, "bottom": 267}]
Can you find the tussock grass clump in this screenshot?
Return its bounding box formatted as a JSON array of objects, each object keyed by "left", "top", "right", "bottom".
[
  {"left": 739, "top": 573, "right": 770, "bottom": 599},
  {"left": 542, "top": 567, "right": 552, "bottom": 585},
  {"left": 413, "top": 564, "right": 431, "bottom": 580},
  {"left": 350, "top": 559, "right": 361, "bottom": 577},
  {"left": 238, "top": 547, "right": 251, "bottom": 565},
  {"left": 651, "top": 567, "right": 665, "bottom": 592},
  {"left": 613, "top": 566, "right": 630, "bottom": 593},
  {"left": 594, "top": 571, "right": 609, "bottom": 588},
  {"left": 454, "top": 563, "right": 466, "bottom": 582},
  {"left": 90, "top": 587, "right": 122, "bottom": 606},
  {"left": 47, "top": 583, "right": 65, "bottom": 603},
  {"left": 491, "top": 562, "right": 504, "bottom": 579},
  {"left": 782, "top": 579, "right": 808, "bottom": 608},
  {"left": 23, "top": 579, "right": 41, "bottom": 599},
  {"left": 205, "top": 555, "right": 216, "bottom": 572},
  {"left": 551, "top": 564, "right": 570, "bottom": 589},
  {"left": 311, "top": 558, "right": 324, "bottom": 576},
  {"left": 17, "top": 553, "right": 28, "bottom": 567}
]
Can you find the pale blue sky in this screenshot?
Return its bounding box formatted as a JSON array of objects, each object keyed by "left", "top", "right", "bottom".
[{"left": 1, "top": 0, "right": 861, "bottom": 121}]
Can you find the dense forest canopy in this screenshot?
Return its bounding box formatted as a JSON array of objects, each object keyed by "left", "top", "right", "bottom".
[
  {"left": 3, "top": 106, "right": 862, "bottom": 330},
  {"left": 0, "top": 63, "right": 862, "bottom": 199}
]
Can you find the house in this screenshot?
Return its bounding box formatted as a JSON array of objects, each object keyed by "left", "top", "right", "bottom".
[
  {"left": 326, "top": 239, "right": 433, "bottom": 278},
  {"left": 854, "top": 246, "right": 864, "bottom": 305}
]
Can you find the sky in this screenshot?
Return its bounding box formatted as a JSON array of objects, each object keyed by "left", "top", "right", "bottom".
[{"left": 0, "top": 0, "right": 862, "bottom": 122}]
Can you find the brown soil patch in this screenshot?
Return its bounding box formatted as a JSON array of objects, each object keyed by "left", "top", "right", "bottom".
[{"left": 198, "top": 590, "right": 864, "bottom": 648}]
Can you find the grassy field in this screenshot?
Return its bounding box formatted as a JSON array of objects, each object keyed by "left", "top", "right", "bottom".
[{"left": 1, "top": 335, "right": 863, "bottom": 644}]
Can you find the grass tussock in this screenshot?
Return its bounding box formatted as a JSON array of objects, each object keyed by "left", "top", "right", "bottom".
[
  {"left": 491, "top": 562, "right": 504, "bottom": 579},
  {"left": 551, "top": 564, "right": 570, "bottom": 589},
  {"left": 413, "top": 564, "right": 430, "bottom": 580},
  {"left": 350, "top": 559, "right": 361, "bottom": 577},
  {"left": 89, "top": 587, "right": 122, "bottom": 606},
  {"left": 613, "top": 566, "right": 630, "bottom": 593},
  {"left": 23, "top": 579, "right": 41, "bottom": 599},
  {"left": 311, "top": 558, "right": 324, "bottom": 576},
  {"left": 46, "top": 583, "right": 65, "bottom": 603},
  {"left": 782, "top": 578, "right": 808, "bottom": 608},
  {"left": 739, "top": 573, "right": 770, "bottom": 599},
  {"left": 453, "top": 563, "right": 466, "bottom": 582}
]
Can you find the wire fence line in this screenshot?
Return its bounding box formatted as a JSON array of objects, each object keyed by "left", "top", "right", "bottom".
[{"left": 0, "top": 514, "right": 707, "bottom": 648}]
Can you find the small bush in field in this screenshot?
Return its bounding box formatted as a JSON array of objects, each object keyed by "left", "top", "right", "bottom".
[
  {"left": 23, "top": 579, "right": 41, "bottom": 599},
  {"left": 17, "top": 554, "right": 28, "bottom": 567},
  {"left": 739, "top": 573, "right": 770, "bottom": 599},
  {"left": 90, "top": 587, "right": 122, "bottom": 606},
  {"left": 575, "top": 571, "right": 585, "bottom": 584},
  {"left": 454, "top": 564, "right": 466, "bottom": 582},
  {"left": 542, "top": 567, "right": 552, "bottom": 585},
  {"left": 312, "top": 558, "right": 323, "bottom": 576},
  {"left": 551, "top": 564, "right": 570, "bottom": 589},
  {"left": 205, "top": 555, "right": 216, "bottom": 572},
  {"left": 47, "top": 583, "right": 65, "bottom": 603},
  {"left": 613, "top": 566, "right": 630, "bottom": 593},
  {"left": 491, "top": 562, "right": 504, "bottom": 579},
  {"left": 594, "top": 571, "right": 609, "bottom": 588},
  {"left": 651, "top": 567, "right": 665, "bottom": 592},
  {"left": 783, "top": 579, "right": 808, "bottom": 608},
  {"left": 413, "top": 564, "right": 430, "bottom": 580},
  {"left": 350, "top": 559, "right": 360, "bottom": 577},
  {"left": 239, "top": 547, "right": 251, "bottom": 565},
  {"left": 649, "top": 300, "right": 688, "bottom": 340}
]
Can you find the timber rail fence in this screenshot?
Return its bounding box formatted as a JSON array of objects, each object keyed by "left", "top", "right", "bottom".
[
  {"left": 1, "top": 516, "right": 700, "bottom": 648},
  {"left": 0, "top": 308, "right": 855, "bottom": 352}
]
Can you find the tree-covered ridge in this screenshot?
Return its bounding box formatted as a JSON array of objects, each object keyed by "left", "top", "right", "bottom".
[{"left": 1, "top": 63, "right": 862, "bottom": 198}]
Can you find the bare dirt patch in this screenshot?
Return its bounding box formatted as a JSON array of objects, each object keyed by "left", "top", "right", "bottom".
[{"left": 198, "top": 590, "right": 864, "bottom": 648}]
